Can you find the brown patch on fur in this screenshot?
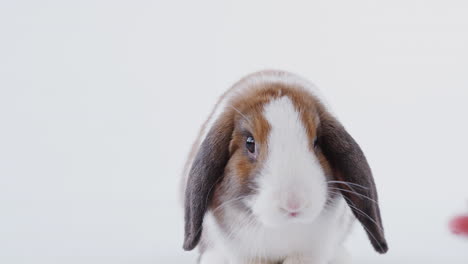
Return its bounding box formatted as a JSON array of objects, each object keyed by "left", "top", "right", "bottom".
[
  {"left": 203, "top": 82, "right": 335, "bottom": 218},
  {"left": 189, "top": 79, "right": 334, "bottom": 230},
  {"left": 205, "top": 81, "right": 338, "bottom": 251},
  {"left": 217, "top": 83, "right": 333, "bottom": 184},
  {"left": 228, "top": 103, "right": 271, "bottom": 184},
  {"left": 185, "top": 73, "right": 387, "bottom": 253}
]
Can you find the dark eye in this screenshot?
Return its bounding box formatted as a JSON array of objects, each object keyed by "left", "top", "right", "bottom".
[
  {"left": 313, "top": 137, "right": 319, "bottom": 148},
  {"left": 246, "top": 136, "right": 255, "bottom": 153}
]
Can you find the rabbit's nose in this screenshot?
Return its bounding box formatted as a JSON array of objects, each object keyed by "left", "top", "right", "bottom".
[
  {"left": 280, "top": 195, "right": 306, "bottom": 217},
  {"left": 286, "top": 197, "right": 301, "bottom": 211}
]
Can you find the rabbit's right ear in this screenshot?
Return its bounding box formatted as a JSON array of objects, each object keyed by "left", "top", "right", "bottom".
[
  {"left": 317, "top": 109, "right": 388, "bottom": 254},
  {"left": 183, "top": 111, "right": 234, "bottom": 251}
]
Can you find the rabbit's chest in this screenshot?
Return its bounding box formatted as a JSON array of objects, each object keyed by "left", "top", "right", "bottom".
[
  {"left": 204, "top": 204, "right": 350, "bottom": 261},
  {"left": 233, "top": 218, "right": 333, "bottom": 259}
]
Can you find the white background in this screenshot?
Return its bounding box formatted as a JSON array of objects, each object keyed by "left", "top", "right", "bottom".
[{"left": 1, "top": 0, "right": 468, "bottom": 263}]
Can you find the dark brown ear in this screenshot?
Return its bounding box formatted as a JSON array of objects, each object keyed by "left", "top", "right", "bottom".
[
  {"left": 318, "top": 111, "right": 388, "bottom": 254},
  {"left": 183, "top": 112, "right": 234, "bottom": 251}
]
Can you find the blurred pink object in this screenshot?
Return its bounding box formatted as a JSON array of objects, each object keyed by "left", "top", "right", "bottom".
[{"left": 450, "top": 215, "right": 468, "bottom": 236}]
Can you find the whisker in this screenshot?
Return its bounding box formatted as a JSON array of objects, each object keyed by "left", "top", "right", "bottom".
[
  {"left": 254, "top": 213, "right": 266, "bottom": 263},
  {"left": 188, "top": 175, "right": 226, "bottom": 240},
  {"left": 328, "top": 187, "right": 378, "bottom": 204},
  {"left": 326, "top": 180, "right": 369, "bottom": 190},
  {"left": 211, "top": 196, "right": 248, "bottom": 215},
  {"left": 327, "top": 181, "right": 361, "bottom": 197},
  {"left": 225, "top": 211, "right": 250, "bottom": 242},
  {"left": 360, "top": 219, "right": 386, "bottom": 253},
  {"left": 248, "top": 214, "right": 262, "bottom": 263},
  {"left": 324, "top": 190, "right": 345, "bottom": 212},
  {"left": 340, "top": 195, "right": 384, "bottom": 233},
  {"left": 325, "top": 190, "right": 384, "bottom": 251},
  {"left": 229, "top": 105, "right": 252, "bottom": 125}
]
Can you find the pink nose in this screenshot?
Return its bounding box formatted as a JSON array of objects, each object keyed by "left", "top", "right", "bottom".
[
  {"left": 286, "top": 198, "right": 301, "bottom": 211},
  {"left": 281, "top": 196, "right": 303, "bottom": 217}
]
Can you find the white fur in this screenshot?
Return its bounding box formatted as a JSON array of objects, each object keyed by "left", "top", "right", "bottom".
[
  {"left": 248, "top": 97, "right": 326, "bottom": 227},
  {"left": 181, "top": 70, "right": 330, "bottom": 192},
  {"left": 201, "top": 199, "right": 352, "bottom": 264},
  {"left": 183, "top": 70, "right": 354, "bottom": 263},
  {"left": 198, "top": 98, "right": 353, "bottom": 264}
]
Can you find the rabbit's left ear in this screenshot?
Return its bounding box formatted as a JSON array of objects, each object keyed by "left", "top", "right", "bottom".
[
  {"left": 318, "top": 110, "right": 388, "bottom": 254},
  {"left": 183, "top": 111, "right": 234, "bottom": 251}
]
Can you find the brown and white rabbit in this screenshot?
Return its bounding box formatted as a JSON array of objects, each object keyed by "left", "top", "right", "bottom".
[{"left": 181, "top": 70, "right": 388, "bottom": 264}]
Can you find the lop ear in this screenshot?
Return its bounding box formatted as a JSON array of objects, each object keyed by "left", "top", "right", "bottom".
[
  {"left": 318, "top": 110, "right": 388, "bottom": 254},
  {"left": 183, "top": 111, "right": 234, "bottom": 251}
]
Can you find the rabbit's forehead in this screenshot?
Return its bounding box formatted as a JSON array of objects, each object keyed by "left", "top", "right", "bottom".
[
  {"left": 227, "top": 84, "right": 321, "bottom": 148},
  {"left": 262, "top": 96, "right": 318, "bottom": 154},
  {"left": 198, "top": 70, "right": 325, "bottom": 151}
]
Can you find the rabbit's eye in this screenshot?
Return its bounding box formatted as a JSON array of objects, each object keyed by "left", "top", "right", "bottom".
[
  {"left": 246, "top": 136, "right": 255, "bottom": 153},
  {"left": 313, "top": 137, "right": 319, "bottom": 148}
]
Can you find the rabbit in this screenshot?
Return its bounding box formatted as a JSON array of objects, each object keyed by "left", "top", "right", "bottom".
[{"left": 180, "top": 70, "right": 388, "bottom": 264}]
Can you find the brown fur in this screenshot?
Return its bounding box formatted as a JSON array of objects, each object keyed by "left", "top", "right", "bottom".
[
  {"left": 209, "top": 83, "right": 334, "bottom": 224},
  {"left": 184, "top": 78, "right": 327, "bottom": 192},
  {"left": 184, "top": 73, "right": 387, "bottom": 254},
  {"left": 222, "top": 83, "right": 332, "bottom": 184}
]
